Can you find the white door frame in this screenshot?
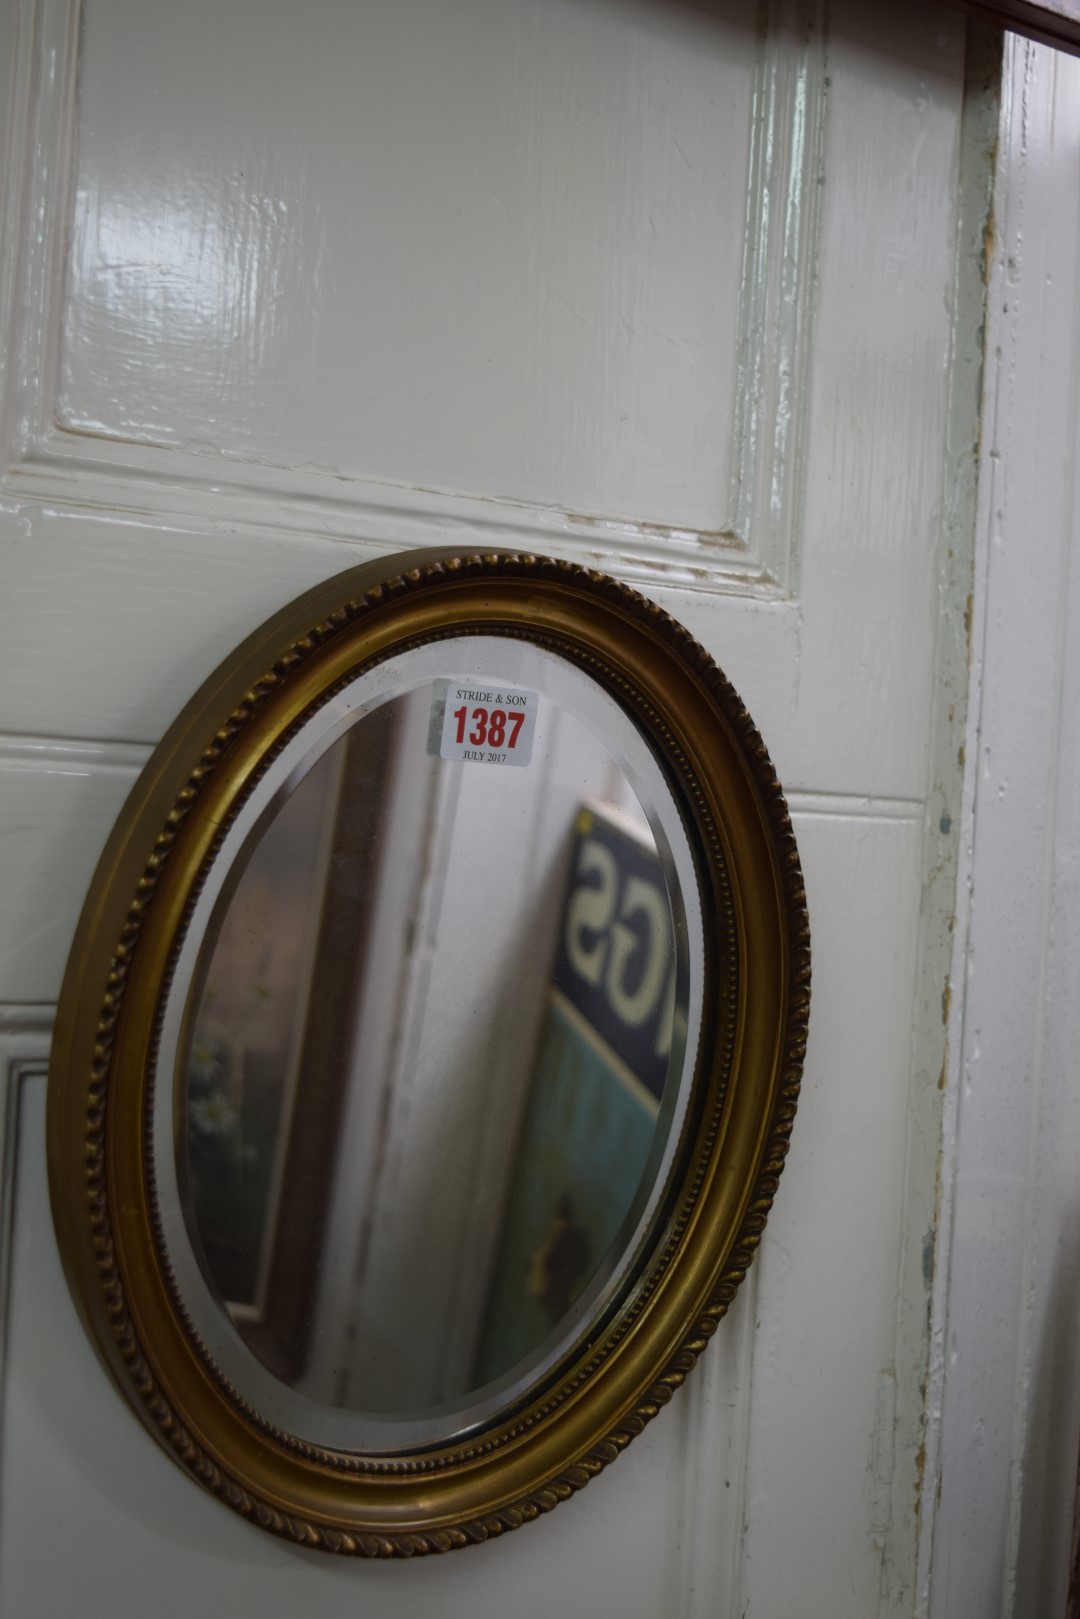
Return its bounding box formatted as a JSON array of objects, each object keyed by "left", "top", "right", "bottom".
[{"left": 928, "top": 34, "right": 1080, "bottom": 1619}]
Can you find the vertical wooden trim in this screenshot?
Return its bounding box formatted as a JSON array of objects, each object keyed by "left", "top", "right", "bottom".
[
  {"left": 879, "top": 21, "right": 1004, "bottom": 1617},
  {"left": 930, "top": 34, "right": 1080, "bottom": 1619},
  {"left": 0, "top": 1006, "right": 54, "bottom": 1503},
  {"left": 1069, "top": 1441, "right": 1080, "bottom": 1619}
]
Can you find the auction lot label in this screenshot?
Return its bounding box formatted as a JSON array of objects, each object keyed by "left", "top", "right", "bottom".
[{"left": 431, "top": 679, "right": 538, "bottom": 766}]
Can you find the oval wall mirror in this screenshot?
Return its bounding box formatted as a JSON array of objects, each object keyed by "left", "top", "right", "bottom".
[{"left": 48, "top": 549, "right": 809, "bottom": 1556}]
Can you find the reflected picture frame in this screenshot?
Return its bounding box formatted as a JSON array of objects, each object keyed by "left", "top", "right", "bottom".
[
  {"left": 179, "top": 704, "right": 398, "bottom": 1386},
  {"left": 47, "top": 548, "right": 809, "bottom": 1556}
]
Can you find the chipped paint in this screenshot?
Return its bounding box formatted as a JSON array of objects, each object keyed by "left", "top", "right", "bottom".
[
  {"left": 923, "top": 1229, "right": 936, "bottom": 1288},
  {"left": 982, "top": 170, "right": 998, "bottom": 284}
]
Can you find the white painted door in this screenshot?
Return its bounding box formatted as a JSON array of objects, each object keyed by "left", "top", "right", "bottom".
[{"left": 0, "top": 1, "right": 992, "bottom": 1614}]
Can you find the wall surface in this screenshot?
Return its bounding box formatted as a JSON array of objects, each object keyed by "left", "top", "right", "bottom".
[{"left": 0, "top": 2, "right": 1029, "bottom": 1615}]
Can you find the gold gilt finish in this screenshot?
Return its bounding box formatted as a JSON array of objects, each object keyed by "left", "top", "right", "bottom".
[{"left": 47, "top": 549, "right": 810, "bottom": 1556}]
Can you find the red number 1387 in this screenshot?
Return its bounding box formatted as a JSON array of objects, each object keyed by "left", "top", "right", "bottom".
[{"left": 452, "top": 705, "right": 525, "bottom": 749}]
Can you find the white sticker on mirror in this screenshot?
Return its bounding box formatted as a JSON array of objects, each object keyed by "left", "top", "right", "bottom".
[{"left": 429, "top": 679, "right": 538, "bottom": 766}]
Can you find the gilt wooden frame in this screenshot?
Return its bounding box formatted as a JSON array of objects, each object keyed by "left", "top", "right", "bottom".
[{"left": 47, "top": 549, "right": 809, "bottom": 1555}]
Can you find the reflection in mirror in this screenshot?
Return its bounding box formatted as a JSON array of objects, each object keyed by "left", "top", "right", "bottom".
[{"left": 179, "top": 675, "right": 684, "bottom": 1423}]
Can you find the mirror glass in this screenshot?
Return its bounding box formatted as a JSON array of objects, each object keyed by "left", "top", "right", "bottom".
[{"left": 154, "top": 638, "right": 702, "bottom": 1451}]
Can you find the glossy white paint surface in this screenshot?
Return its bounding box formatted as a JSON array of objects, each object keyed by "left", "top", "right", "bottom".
[
  {"left": 4, "top": 0, "right": 826, "bottom": 594},
  {"left": 64, "top": 0, "right": 756, "bottom": 528},
  {"left": 0, "top": 0, "right": 1002, "bottom": 1613}
]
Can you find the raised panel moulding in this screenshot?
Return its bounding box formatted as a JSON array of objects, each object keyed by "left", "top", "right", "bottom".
[
  {"left": 0, "top": 1008, "right": 53, "bottom": 1469},
  {"left": 0, "top": 0, "right": 824, "bottom": 597}
]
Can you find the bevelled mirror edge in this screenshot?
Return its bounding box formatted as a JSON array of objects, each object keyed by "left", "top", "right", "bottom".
[{"left": 47, "top": 547, "right": 810, "bottom": 1557}]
